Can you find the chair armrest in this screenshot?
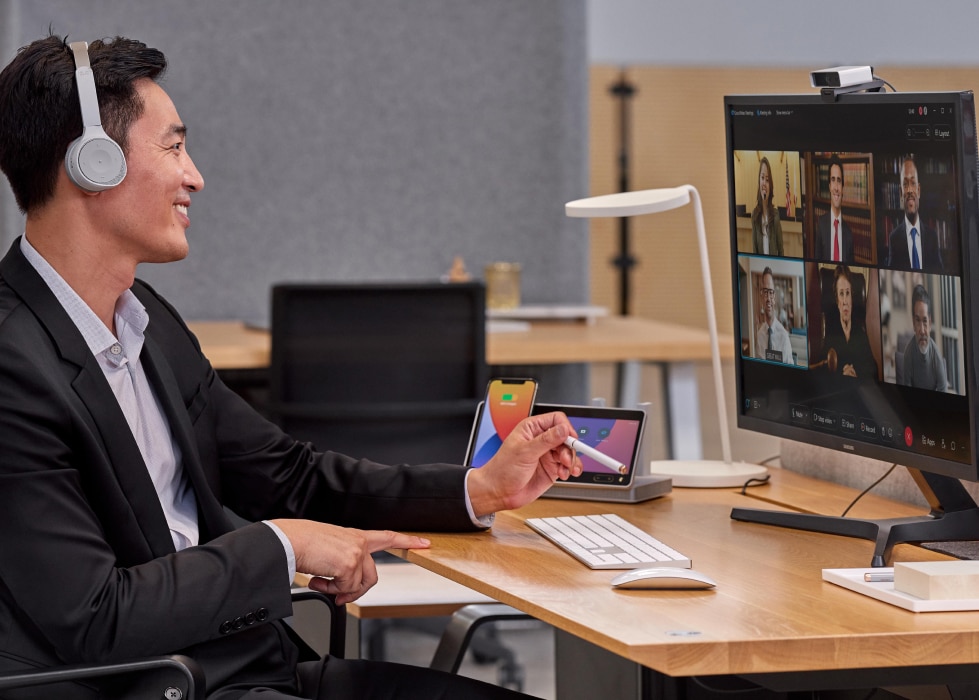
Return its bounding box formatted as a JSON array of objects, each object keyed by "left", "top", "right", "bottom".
[
  {"left": 0, "top": 654, "right": 204, "bottom": 700},
  {"left": 291, "top": 587, "right": 348, "bottom": 659},
  {"left": 429, "top": 603, "right": 532, "bottom": 674}
]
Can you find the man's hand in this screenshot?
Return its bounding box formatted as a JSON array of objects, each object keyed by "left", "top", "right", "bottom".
[
  {"left": 271, "top": 519, "right": 430, "bottom": 605},
  {"left": 467, "top": 411, "right": 582, "bottom": 517}
]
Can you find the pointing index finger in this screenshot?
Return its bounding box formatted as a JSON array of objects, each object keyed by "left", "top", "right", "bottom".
[{"left": 364, "top": 530, "right": 431, "bottom": 553}]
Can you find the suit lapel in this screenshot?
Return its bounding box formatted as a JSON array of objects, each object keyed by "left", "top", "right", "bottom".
[
  {"left": 141, "top": 335, "right": 234, "bottom": 541},
  {"left": 71, "top": 365, "right": 178, "bottom": 557}
]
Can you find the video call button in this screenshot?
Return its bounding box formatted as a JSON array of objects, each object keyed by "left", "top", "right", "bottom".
[
  {"left": 790, "top": 405, "right": 810, "bottom": 424},
  {"left": 840, "top": 414, "right": 856, "bottom": 434},
  {"left": 858, "top": 419, "right": 879, "bottom": 441},
  {"left": 879, "top": 423, "right": 895, "bottom": 444},
  {"left": 904, "top": 426, "right": 913, "bottom": 447},
  {"left": 811, "top": 408, "right": 838, "bottom": 431}
]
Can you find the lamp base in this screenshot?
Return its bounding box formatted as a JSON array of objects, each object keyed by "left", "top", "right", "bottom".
[{"left": 648, "top": 460, "right": 769, "bottom": 488}]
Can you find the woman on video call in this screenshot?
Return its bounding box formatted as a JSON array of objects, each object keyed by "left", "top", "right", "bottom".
[
  {"left": 751, "top": 156, "right": 784, "bottom": 256},
  {"left": 824, "top": 265, "right": 878, "bottom": 379}
]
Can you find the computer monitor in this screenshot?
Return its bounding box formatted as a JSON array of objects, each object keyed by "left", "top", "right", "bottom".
[{"left": 723, "top": 89, "right": 979, "bottom": 566}]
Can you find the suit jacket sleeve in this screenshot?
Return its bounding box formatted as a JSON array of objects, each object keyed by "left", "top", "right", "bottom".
[{"left": 133, "top": 283, "right": 477, "bottom": 533}]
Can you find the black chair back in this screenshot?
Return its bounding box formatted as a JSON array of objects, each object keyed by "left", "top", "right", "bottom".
[{"left": 269, "top": 282, "right": 487, "bottom": 465}]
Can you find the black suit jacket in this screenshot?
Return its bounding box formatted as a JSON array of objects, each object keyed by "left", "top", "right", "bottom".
[
  {"left": 816, "top": 212, "right": 853, "bottom": 262},
  {"left": 0, "top": 239, "right": 477, "bottom": 698},
  {"left": 887, "top": 221, "right": 943, "bottom": 272}
]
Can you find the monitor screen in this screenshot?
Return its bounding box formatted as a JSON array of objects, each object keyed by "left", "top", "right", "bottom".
[{"left": 724, "top": 91, "right": 979, "bottom": 485}]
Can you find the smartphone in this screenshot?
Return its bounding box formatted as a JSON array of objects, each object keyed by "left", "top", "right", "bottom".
[{"left": 464, "top": 378, "right": 538, "bottom": 467}]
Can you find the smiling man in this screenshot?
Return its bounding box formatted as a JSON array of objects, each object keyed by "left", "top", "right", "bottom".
[
  {"left": 0, "top": 34, "right": 581, "bottom": 700},
  {"left": 754, "top": 266, "right": 794, "bottom": 365}
]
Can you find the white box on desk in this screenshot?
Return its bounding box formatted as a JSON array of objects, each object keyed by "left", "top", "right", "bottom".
[{"left": 894, "top": 561, "right": 979, "bottom": 600}]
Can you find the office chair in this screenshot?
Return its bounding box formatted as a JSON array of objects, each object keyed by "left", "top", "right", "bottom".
[
  {"left": 268, "top": 281, "right": 533, "bottom": 689},
  {"left": 268, "top": 281, "right": 488, "bottom": 465},
  {"left": 0, "top": 589, "right": 345, "bottom": 700}
]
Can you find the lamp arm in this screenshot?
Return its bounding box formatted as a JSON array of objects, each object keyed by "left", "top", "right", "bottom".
[{"left": 682, "top": 185, "right": 733, "bottom": 465}]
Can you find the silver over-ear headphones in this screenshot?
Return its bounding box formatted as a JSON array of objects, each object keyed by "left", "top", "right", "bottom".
[{"left": 64, "top": 41, "right": 127, "bottom": 191}]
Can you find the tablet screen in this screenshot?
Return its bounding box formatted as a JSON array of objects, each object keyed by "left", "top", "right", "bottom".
[{"left": 533, "top": 404, "right": 646, "bottom": 487}]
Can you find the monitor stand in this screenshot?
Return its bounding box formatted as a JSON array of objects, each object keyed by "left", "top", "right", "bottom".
[{"left": 731, "top": 468, "right": 979, "bottom": 567}]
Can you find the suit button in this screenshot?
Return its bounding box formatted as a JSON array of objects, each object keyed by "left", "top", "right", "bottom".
[
  {"left": 244, "top": 613, "right": 256, "bottom": 626},
  {"left": 256, "top": 608, "right": 269, "bottom": 622},
  {"left": 232, "top": 616, "right": 244, "bottom": 630},
  {"left": 219, "top": 621, "right": 232, "bottom": 635}
]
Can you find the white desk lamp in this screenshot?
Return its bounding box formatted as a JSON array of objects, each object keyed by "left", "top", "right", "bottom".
[{"left": 566, "top": 185, "right": 768, "bottom": 487}]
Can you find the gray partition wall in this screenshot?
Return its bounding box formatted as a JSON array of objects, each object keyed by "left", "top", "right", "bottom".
[
  {"left": 0, "top": 0, "right": 589, "bottom": 402},
  {"left": 1, "top": 0, "right": 587, "bottom": 318}
]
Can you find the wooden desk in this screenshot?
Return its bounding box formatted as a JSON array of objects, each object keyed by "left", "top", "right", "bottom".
[
  {"left": 393, "top": 469, "right": 978, "bottom": 697},
  {"left": 188, "top": 317, "right": 732, "bottom": 460}
]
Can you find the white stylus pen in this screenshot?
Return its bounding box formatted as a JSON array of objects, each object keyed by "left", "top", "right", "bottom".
[{"left": 564, "top": 436, "right": 627, "bottom": 474}]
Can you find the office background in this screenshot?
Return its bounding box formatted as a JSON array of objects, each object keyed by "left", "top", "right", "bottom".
[{"left": 4, "top": 0, "right": 977, "bottom": 318}]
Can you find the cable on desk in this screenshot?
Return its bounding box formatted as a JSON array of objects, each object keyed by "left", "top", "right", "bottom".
[
  {"left": 733, "top": 454, "right": 777, "bottom": 494},
  {"left": 840, "top": 463, "right": 898, "bottom": 517},
  {"left": 738, "top": 474, "right": 771, "bottom": 494}
]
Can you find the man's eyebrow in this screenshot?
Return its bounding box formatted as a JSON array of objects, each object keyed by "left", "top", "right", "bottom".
[{"left": 167, "top": 123, "right": 188, "bottom": 138}]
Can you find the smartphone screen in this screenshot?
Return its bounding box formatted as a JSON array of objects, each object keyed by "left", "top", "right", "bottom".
[{"left": 465, "top": 378, "right": 538, "bottom": 467}]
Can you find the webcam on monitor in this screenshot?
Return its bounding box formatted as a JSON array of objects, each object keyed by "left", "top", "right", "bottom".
[{"left": 809, "top": 65, "right": 875, "bottom": 89}]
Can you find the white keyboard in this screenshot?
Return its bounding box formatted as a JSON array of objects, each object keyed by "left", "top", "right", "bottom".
[{"left": 526, "top": 513, "right": 691, "bottom": 570}]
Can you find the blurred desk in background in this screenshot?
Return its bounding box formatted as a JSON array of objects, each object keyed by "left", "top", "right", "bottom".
[{"left": 188, "top": 317, "right": 732, "bottom": 461}]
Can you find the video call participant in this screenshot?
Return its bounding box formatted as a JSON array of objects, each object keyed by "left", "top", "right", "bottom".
[
  {"left": 823, "top": 265, "right": 878, "bottom": 379},
  {"left": 887, "top": 156, "right": 943, "bottom": 272},
  {"left": 816, "top": 156, "right": 853, "bottom": 262},
  {"left": 754, "top": 266, "right": 794, "bottom": 364},
  {"left": 901, "top": 285, "right": 948, "bottom": 391},
  {"left": 0, "top": 34, "right": 583, "bottom": 700},
  {"left": 751, "top": 156, "right": 784, "bottom": 256}
]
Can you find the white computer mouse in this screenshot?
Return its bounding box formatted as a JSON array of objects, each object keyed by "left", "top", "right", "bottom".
[{"left": 610, "top": 567, "right": 717, "bottom": 590}]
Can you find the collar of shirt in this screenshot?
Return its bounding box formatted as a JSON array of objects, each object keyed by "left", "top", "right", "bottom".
[
  {"left": 20, "top": 236, "right": 148, "bottom": 365},
  {"left": 905, "top": 216, "right": 920, "bottom": 236}
]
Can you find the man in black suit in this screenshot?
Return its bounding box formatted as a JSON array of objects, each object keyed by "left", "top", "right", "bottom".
[
  {"left": 887, "top": 156, "right": 943, "bottom": 272},
  {"left": 0, "top": 35, "right": 582, "bottom": 699},
  {"left": 815, "top": 156, "right": 854, "bottom": 262}
]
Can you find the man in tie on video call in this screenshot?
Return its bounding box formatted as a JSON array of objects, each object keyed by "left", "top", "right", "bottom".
[
  {"left": 816, "top": 155, "right": 853, "bottom": 262},
  {"left": 887, "top": 155, "right": 943, "bottom": 273}
]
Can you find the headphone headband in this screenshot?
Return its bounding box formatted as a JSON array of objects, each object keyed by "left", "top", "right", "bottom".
[{"left": 69, "top": 42, "right": 103, "bottom": 128}]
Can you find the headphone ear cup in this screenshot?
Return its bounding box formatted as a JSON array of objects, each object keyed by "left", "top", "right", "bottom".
[{"left": 65, "top": 129, "right": 127, "bottom": 191}]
